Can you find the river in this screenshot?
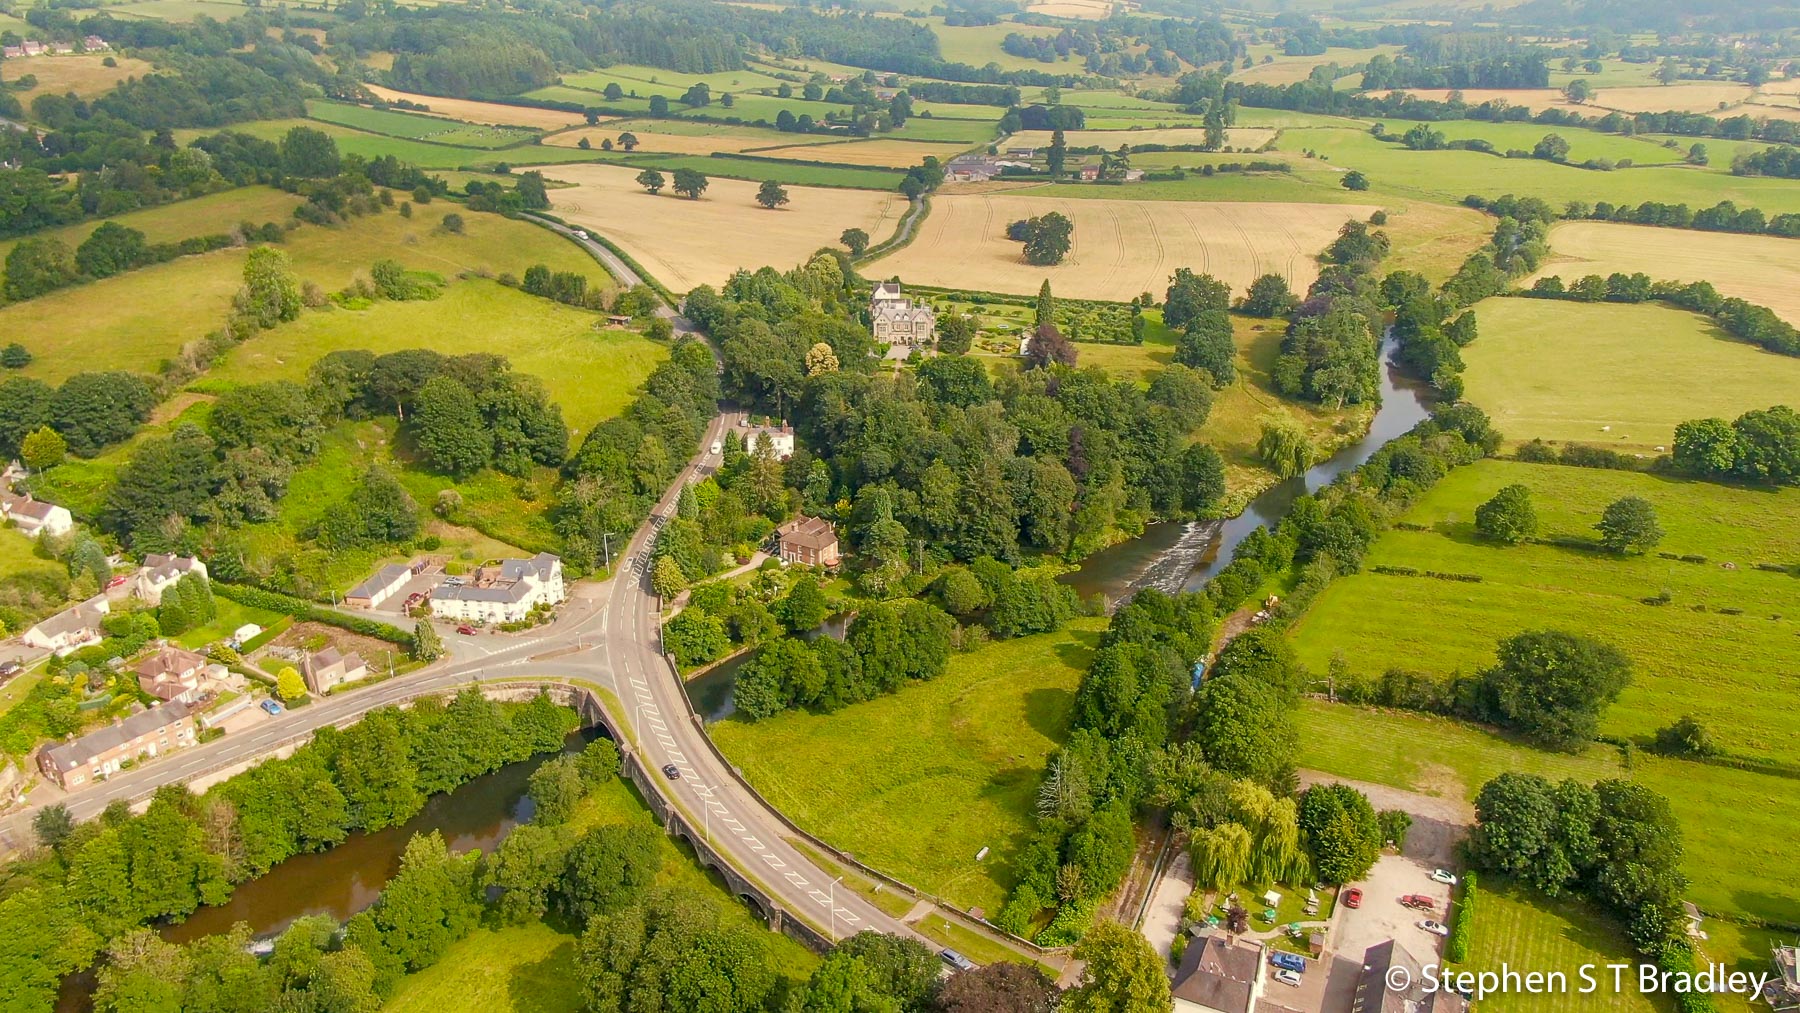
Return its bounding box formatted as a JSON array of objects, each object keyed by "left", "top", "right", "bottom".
[
  {"left": 1059, "top": 336, "right": 1433, "bottom": 602},
  {"left": 57, "top": 729, "right": 598, "bottom": 1012}
]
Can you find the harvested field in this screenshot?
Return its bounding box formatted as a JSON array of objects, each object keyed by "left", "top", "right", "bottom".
[
  {"left": 361, "top": 84, "right": 590, "bottom": 130},
  {"left": 1384, "top": 88, "right": 1591, "bottom": 115},
  {"left": 1026, "top": 0, "right": 1114, "bottom": 17},
  {"left": 536, "top": 162, "right": 905, "bottom": 293},
  {"left": 868, "top": 193, "right": 1374, "bottom": 302},
  {"left": 543, "top": 122, "right": 798, "bottom": 154},
  {"left": 7, "top": 53, "right": 155, "bottom": 103},
  {"left": 745, "top": 139, "right": 972, "bottom": 166},
  {"left": 1006, "top": 127, "right": 1278, "bottom": 150},
  {"left": 1529, "top": 221, "right": 1800, "bottom": 325},
  {"left": 1583, "top": 83, "right": 1755, "bottom": 113}
]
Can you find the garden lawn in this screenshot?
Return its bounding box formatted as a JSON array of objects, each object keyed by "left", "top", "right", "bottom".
[
  {"left": 174, "top": 599, "right": 284, "bottom": 650},
  {"left": 381, "top": 776, "right": 816, "bottom": 1013},
  {"left": 710, "top": 619, "right": 1106, "bottom": 915},
  {"left": 1294, "top": 700, "right": 1798, "bottom": 978},
  {"left": 1287, "top": 458, "right": 1800, "bottom": 763},
  {"left": 1461, "top": 880, "right": 1672, "bottom": 1013},
  {"left": 1459, "top": 299, "right": 1800, "bottom": 453},
  {"left": 208, "top": 280, "right": 666, "bottom": 433}
]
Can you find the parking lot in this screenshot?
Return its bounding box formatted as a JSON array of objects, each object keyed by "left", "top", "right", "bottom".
[
  {"left": 369, "top": 571, "right": 445, "bottom": 616},
  {"left": 1320, "top": 856, "right": 1458, "bottom": 1009}
]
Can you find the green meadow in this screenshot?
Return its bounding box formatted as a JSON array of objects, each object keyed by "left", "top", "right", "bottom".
[
  {"left": 307, "top": 100, "right": 541, "bottom": 148},
  {"left": 593, "top": 151, "right": 907, "bottom": 189},
  {"left": 0, "top": 186, "right": 302, "bottom": 267}
]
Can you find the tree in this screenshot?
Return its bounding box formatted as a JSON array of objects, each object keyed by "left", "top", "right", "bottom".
[
  {"left": 840, "top": 228, "right": 870, "bottom": 256},
  {"left": 4, "top": 238, "right": 78, "bottom": 300},
  {"left": 413, "top": 376, "right": 492, "bottom": 478},
  {"left": 411, "top": 620, "right": 444, "bottom": 662},
  {"left": 937, "top": 312, "right": 975, "bottom": 355},
  {"left": 515, "top": 170, "right": 550, "bottom": 210},
  {"left": 1163, "top": 269, "right": 1231, "bottom": 330},
  {"left": 277, "top": 667, "right": 307, "bottom": 701},
  {"left": 1238, "top": 273, "right": 1297, "bottom": 317},
  {"left": 1024, "top": 323, "right": 1076, "bottom": 370},
  {"left": 578, "top": 738, "right": 621, "bottom": 786},
  {"left": 320, "top": 466, "right": 421, "bottom": 548},
  {"left": 618, "top": 131, "right": 639, "bottom": 151},
  {"left": 527, "top": 754, "right": 586, "bottom": 826},
  {"left": 805, "top": 342, "right": 839, "bottom": 376},
  {"left": 33, "top": 803, "right": 74, "bottom": 851},
  {"left": 1656, "top": 57, "right": 1681, "bottom": 85},
  {"left": 1563, "top": 79, "right": 1593, "bottom": 103},
  {"left": 1477, "top": 630, "right": 1632, "bottom": 751},
  {"left": 1193, "top": 673, "right": 1297, "bottom": 786},
  {"left": 1340, "top": 170, "right": 1370, "bottom": 191},
  {"left": 651, "top": 555, "right": 687, "bottom": 600},
  {"left": 1035, "top": 279, "right": 1055, "bottom": 328},
  {"left": 671, "top": 169, "right": 709, "bottom": 200},
  {"left": 1298, "top": 783, "right": 1383, "bottom": 883},
  {"left": 440, "top": 213, "right": 465, "bottom": 234},
  {"left": 1015, "top": 213, "right": 1073, "bottom": 266},
  {"left": 1653, "top": 715, "right": 1717, "bottom": 757},
  {"left": 19, "top": 426, "right": 65, "bottom": 471},
  {"left": 1062, "top": 922, "right": 1170, "bottom": 1013},
  {"left": 755, "top": 180, "right": 790, "bottom": 210},
  {"left": 279, "top": 125, "right": 341, "bottom": 177},
  {"left": 1256, "top": 416, "right": 1313, "bottom": 478},
  {"left": 938, "top": 962, "right": 1059, "bottom": 1013},
  {"left": 1474, "top": 484, "right": 1536, "bottom": 544},
  {"left": 1595, "top": 497, "right": 1662, "bottom": 553},
  {"left": 1174, "top": 311, "right": 1236, "bottom": 386},
  {"left": 781, "top": 577, "right": 830, "bottom": 632},
  {"left": 560, "top": 823, "right": 661, "bottom": 924},
  {"left": 1047, "top": 128, "right": 1068, "bottom": 177},
  {"left": 75, "top": 222, "right": 148, "bottom": 279},
  {"left": 0, "top": 343, "right": 33, "bottom": 369},
  {"left": 635, "top": 169, "right": 666, "bottom": 195},
  {"left": 486, "top": 823, "right": 574, "bottom": 926},
  {"left": 1532, "top": 133, "right": 1571, "bottom": 161},
  {"left": 51, "top": 372, "right": 156, "bottom": 456},
  {"left": 239, "top": 247, "right": 302, "bottom": 329}
]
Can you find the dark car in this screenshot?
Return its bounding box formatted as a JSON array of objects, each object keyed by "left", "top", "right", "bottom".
[
  {"left": 1400, "top": 894, "right": 1436, "bottom": 911},
  {"left": 457, "top": 625, "right": 476, "bottom": 635},
  {"left": 940, "top": 949, "right": 975, "bottom": 972},
  {"left": 661, "top": 763, "right": 681, "bottom": 780},
  {"left": 1342, "top": 887, "right": 1363, "bottom": 909},
  {"left": 1270, "top": 952, "right": 1306, "bottom": 973}
]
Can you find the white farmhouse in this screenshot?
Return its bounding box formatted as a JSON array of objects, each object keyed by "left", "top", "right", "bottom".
[
  {"left": 20, "top": 596, "right": 110, "bottom": 655},
  {"left": 741, "top": 423, "right": 796, "bottom": 460},
  {"left": 132, "top": 554, "right": 207, "bottom": 606},
  {"left": 0, "top": 493, "right": 72, "bottom": 539},
  {"left": 430, "top": 553, "right": 565, "bottom": 625}
]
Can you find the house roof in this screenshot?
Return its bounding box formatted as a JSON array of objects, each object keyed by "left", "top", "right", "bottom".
[
  {"left": 140, "top": 553, "right": 204, "bottom": 584},
  {"left": 27, "top": 597, "right": 108, "bottom": 640},
  {"left": 1172, "top": 930, "right": 1261, "bottom": 1013},
  {"left": 308, "top": 646, "right": 366, "bottom": 676},
  {"left": 498, "top": 552, "right": 560, "bottom": 583},
  {"left": 2, "top": 494, "right": 62, "bottom": 522},
  {"left": 872, "top": 282, "right": 904, "bottom": 300},
  {"left": 348, "top": 563, "right": 412, "bottom": 598},
  {"left": 134, "top": 644, "right": 207, "bottom": 680},
  {"left": 778, "top": 516, "right": 838, "bottom": 550},
  {"left": 41, "top": 700, "right": 192, "bottom": 771}
]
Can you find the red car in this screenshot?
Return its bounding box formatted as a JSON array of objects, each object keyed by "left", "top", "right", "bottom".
[
  {"left": 1342, "top": 888, "right": 1363, "bottom": 909},
  {"left": 1400, "top": 894, "right": 1436, "bottom": 911},
  {"left": 457, "top": 625, "right": 476, "bottom": 636}
]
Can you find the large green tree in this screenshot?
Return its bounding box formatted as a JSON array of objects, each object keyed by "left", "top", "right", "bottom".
[
  {"left": 1594, "top": 496, "right": 1662, "bottom": 554},
  {"left": 1474, "top": 483, "right": 1537, "bottom": 544},
  {"left": 1062, "top": 922, "right": 1170, "bottom": 1013},
  {"left": 413, "top": 375, "right": 493, "bottom": 477},
  {"left": 1477, "top": 630, "right": 1631, "bottom": 751}
]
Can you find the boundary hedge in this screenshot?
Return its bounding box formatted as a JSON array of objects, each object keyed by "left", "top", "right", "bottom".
[{"left": 214, "top": 583, "right": 412, "bottom": 645}]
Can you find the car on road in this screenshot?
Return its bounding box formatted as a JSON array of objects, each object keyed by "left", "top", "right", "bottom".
[
  {"left": 1273, "top": 969, "right": 1302, "bottom": 988},
  {"left": 939, "top": 949, "right": 974, "bottom": 972},
  {"left": 0, "top": 661, "right": 20, "bottom": 679},
  {"left": 661, "top": 763, "right": 681, "bottom": 779},
  {"left": 1342, "top": 887, "right": 1362, "bottom": 908},
  {"left": 710, "top": 440, "right": 723, "bottom": 455},
  {"left": 261, "top": 700, "right": 283, "bottom": 716},
  {"left": 1270, "top": 952, "right": 1306, "bottom": 973},
  {"left": 457, "top": 625, "right": 476, "bottom": 636},
  {"left": 1431, "top": 869, "right": 1458, "bottom": 886},
  {"left": 1418, "top": 919, "right": 1450, "bottom": 936},
  {"left": 1400, "top": 894, "right": 1436, "bottom": 911},
  {"left": 573, "top": 230, "right": 588, "bottom": 240}
]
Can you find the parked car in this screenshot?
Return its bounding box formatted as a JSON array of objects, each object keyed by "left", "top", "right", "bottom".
[
  {"left": 261, "top": 700, "right": 283, "bottom": 716},
  {"left": 457, "top": 625, "right": 476, "bottom": 636},
  {"left": 1270, "top": 952, "right": 1306, "bottom": 973},
  {"left": 1418, "top": 919, "right": 1450, "bottom": 936},
  {"left": 661, "top": 763, "right": 681, "bottom": 780},
  {"left": 939, "top": 949, "right": 975, "bottom": 972},
  {"left": 106, "top": 574, "right": 129, "bottom": 589},
  {"left": 1400, "top": 894, "right": 1436, "bottom": 911},
  {"left": 1342, "top": 887, "right": 1363, "bottom": 908},
  {"left": 1431, "top": 869, "right": 1458, "bottom": 886},
  {"left": 1273, "top": 969, "right": 1303, "bottom": 988},
  {"left": 0, "top": 661, "right": 20, "bottom": 679}
]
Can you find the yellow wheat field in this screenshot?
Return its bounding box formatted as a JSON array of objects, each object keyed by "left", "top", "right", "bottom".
[
  {"left": 8, "top": 53, "right": 155, "bottom": 101},
  {"left": 1389, "top": 84, "right": 1757, "bottom": 116},
  {"left": 745, "top": 139, "right": 972, "bottom": 166},
  {"left": 868, "top": 193, "right": 1375, "bottom": 302},
  {"left": 1006, "top": 127, "right": 1279, "bottom": 151},
  {"left": 534, "top": 163, "right": 905, "bottom": 293},
  {"left": 1026, "top": 0, "right": 1114, "bottom": 18},
  {"left": 1387, "top": 88, "right": 1592, "bottom": 115},
  {"left": 362, "top": 84, "right": 590, "bottom": 130},
  {"left": 1527, "top": 221, "right": 1800, "bottom": 326}
]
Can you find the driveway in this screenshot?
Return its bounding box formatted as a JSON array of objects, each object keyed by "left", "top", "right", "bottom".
[{"left": 1141, "top": 849, "right": 1192, "bottom": 963}]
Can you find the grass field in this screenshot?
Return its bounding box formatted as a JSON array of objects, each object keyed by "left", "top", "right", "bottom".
[
  {"left": 590, "top": 151, "right": 909, "bottom": 189},
  {"left": 1233, "top": 45, "right": 1405, "bottom": 86},
  {"left": 210, "top": 280, "right": 665, "bottom": 433},
  {"left": 174, "top": 119, "right": 603, "bottom": 170},
  {"left": 5, "top": 53, "right": 155, "bottom": 105},
  {"left": 1462, "top": 880, "right": 1672, "bottom": 1013},
  {"left": 869, "top": 191, "right": 1374, "bottom": 302},
  {"left": 1006, "top": 127, "right": 1279, "bottom": 150},
  {"left": 307, "top": 100, "right": 541, "bottom": 148},
  {"left": 537, "top": 162, "right": 905, "bottom": 293},
  {"left": 0, "top": 186, "right": 303, "bottom": 271},
  {"left": 1294, "top": 700, "right": 1797, "bottom": 967},
  {"left": 1288, "top": 458, "right": 1800, "bottom": 762},
  {"left": 383, "top": 776, "right": 817, "bottom": 1013},
  {"left": 544, "top": 120, "right": 804, "bottom": 154},
  {"left": 1459, "top": 299, "right": 1800, "bottom": 451},
  {"left": 362, "top": 84, "right": 591, "bottom": 130},
  {"left": 928, "top": 19, "right": 1070, "bottom": 73},
  {"left": 1529, "top": 222, "right": 1800, "bottom": 326},
  {"left": 2, "top": 203, "right": 617, "bottom": 386},
  {"left": 711, "top": 619, "right": 1106, "bottom": 915},
  {"left": 742, "top": 138, "right": 975, "bottom": 167}
]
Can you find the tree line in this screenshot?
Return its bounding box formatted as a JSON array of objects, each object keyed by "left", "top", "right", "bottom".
[
  {"left": 1467, "top": 191, "right": 1800, "bottom": 240},
  {"left": 1268, "top": 220, "right": 1394, "bottom": 408},
  {"left": 0, "top": 690, "right": 580, "bottom": 1011}
]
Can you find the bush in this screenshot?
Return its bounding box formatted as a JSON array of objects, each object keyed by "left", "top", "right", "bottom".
[{"left": 1445, "top": 871, "right": 1477, "bottom": 962}]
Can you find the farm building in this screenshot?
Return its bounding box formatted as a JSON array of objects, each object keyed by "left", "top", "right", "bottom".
[
  {"left": 345, "top": 562, "right": 418, "bottom": 609},
  {"left": 775, "top": 516, "right": 840, "bottom": 568},
  {"left": 0, "top": 493, "right": 72, "bottom": 539},
  {"left": 430, "top": 553, "right": 565, "bottom": 625},
  {"left": 38, "top": 700, "right": 196, "bottom": 789},
  {"left": 1767, "top": 945, "right": 1800, "bottom": 1012},
  {"left": 945, "top": 155, "right": 1000, "bottom": 182}
]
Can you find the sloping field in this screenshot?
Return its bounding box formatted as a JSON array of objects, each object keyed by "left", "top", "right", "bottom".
[
  {"left": 543, "top": 121, "right": 800, "bottom": 154},
  {"left": 1530, "top": 221, "right": 1800, "bottom": 325},
  {"left": 6, "top": 53, "right": 154, "bottom": 103},
  {"left": 1027, "top": 0, "right": 1113, "bottom": 17},
  {"left": 1459, "top": 298, "right": 1800, "bottom": 451},
  {"left": 1388, "top": 83, "right": 1760, "bottom": 116},
  {"left": 1007, "top": 127, "right": 1277, "bottom": 150},
  {"left": 869, "top": 193, "right": 1373, "bottom": 302},
  {"left": 537, "top": 162, "right": 905, "bottom": 292},
  {"left": 746, "top": 138, "right": 971, "bottom": 166},
  {"left": 363, "top": 84, "right": 590, "bottom": 130}
]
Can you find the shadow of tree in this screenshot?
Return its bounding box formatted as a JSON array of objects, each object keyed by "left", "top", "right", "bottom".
[{"left": 505, "top": 938, "right": 582, "bottom": 1013}]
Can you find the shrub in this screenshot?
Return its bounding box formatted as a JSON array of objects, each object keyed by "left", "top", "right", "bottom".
[{"left": 1445, "top": 871, "right": 1477, "bottom": 962}]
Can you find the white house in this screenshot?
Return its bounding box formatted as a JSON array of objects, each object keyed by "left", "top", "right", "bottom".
[
  {"left": 20, "top": 596, "right": 110, "bottom": 655},
  {"left": 741, "top": 423, "right": 796, "bottom": 460},
  {"left": 430, "top": 553, "right": 565, "bottom": 625},
  {"left": 132, "top": 554, "right": 207, "bottom": 605},
  {"left": 870, "top": 282, "right": 936, "bottom": 349},
  {"left": 0, "top": 493, "right": 72, "bottom": 539}
]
